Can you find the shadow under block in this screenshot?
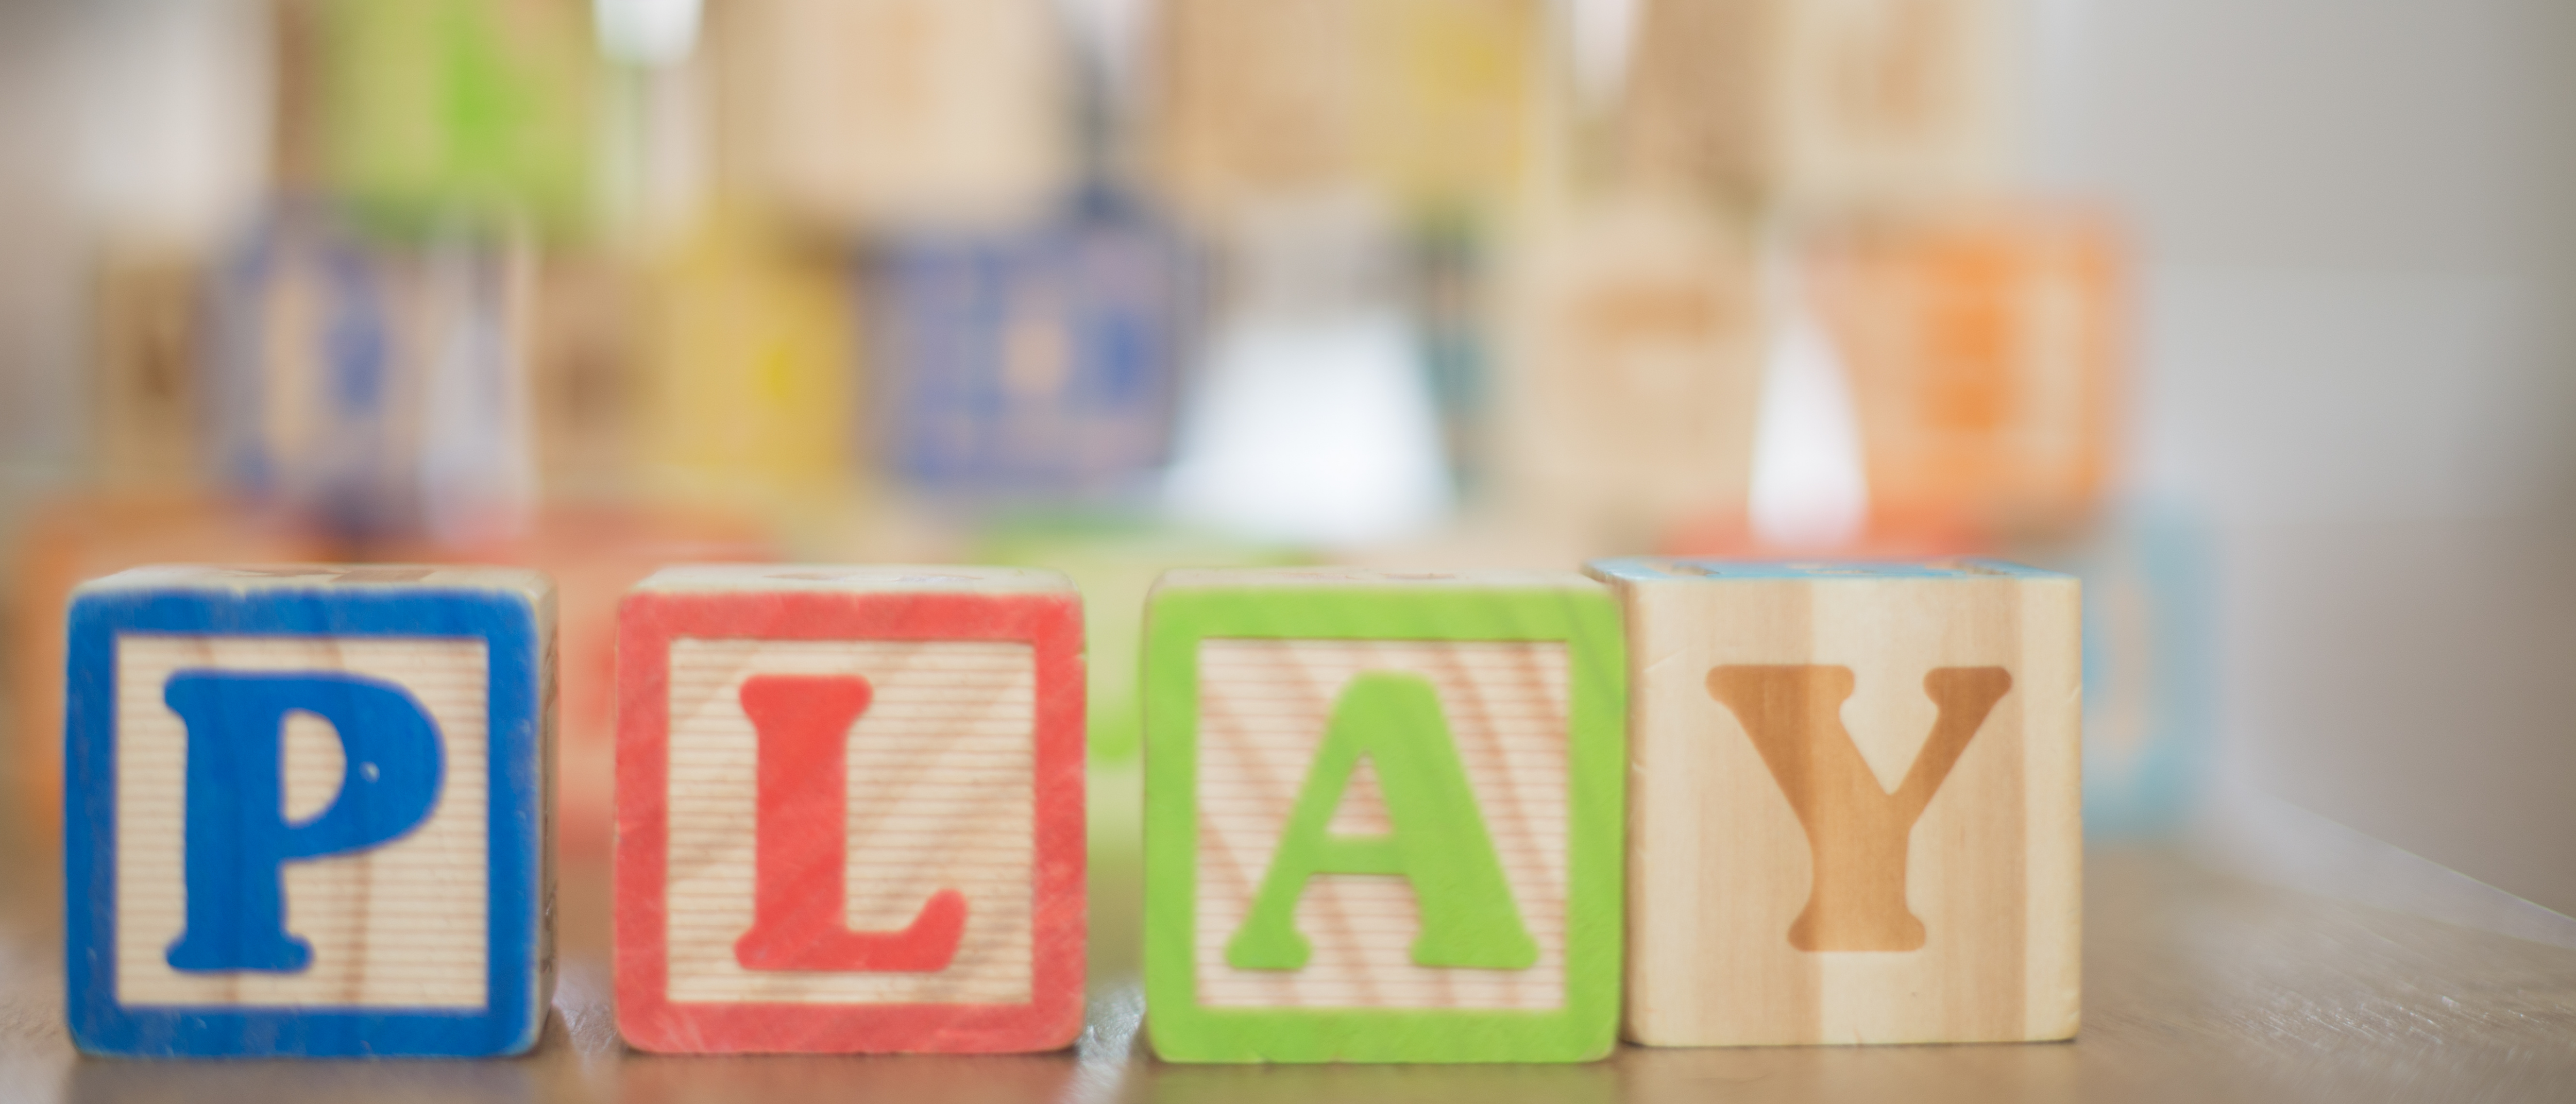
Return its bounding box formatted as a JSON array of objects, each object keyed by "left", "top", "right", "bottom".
[
  {"left": 1586, "top": 558, "right": 2080, "bottom": 1046},
  {"left": 615, "top": 565, "right": 1085, "bottom": 1053},
  {"left": 1143, "top": 569, "right": 1625, "bottom": 1063},
  {"left": 64, "top": 565, "right": 557, "bottom": 1058}
]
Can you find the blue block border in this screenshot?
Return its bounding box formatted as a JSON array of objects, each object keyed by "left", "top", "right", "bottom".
[{"left": 65, "top": 587, "right": 547, "bottom": 1058}]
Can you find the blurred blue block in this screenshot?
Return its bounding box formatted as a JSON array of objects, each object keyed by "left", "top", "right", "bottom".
[
  {"left": 869, "top": 189, "right": 1201, "bottom": 502},
  {"left": 205, "top": 204, "right": 412, "bottom": 537},
  {"left": 2035, "top": 506, "right": 2217, "bottom": 837}
]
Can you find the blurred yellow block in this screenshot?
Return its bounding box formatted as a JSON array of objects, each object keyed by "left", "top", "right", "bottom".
[
  {"left": 1807, "top": 209, "right": 2125, "bottom": 538},
  {"left": 1496, "top": 195, "right": 1768, "bottom": 552},
  {"left": 1619, "top": 0, "right": 2018, "bottom": 211},
  {"left": 637, "top": 216, "right": 859, "bottom": 514}
]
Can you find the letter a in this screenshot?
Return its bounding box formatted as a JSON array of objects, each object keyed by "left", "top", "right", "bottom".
[
  {"left": 164, "top": 671, "right": 445, "bottom": 972},
  {"left": 734, "top": 674, "right": 967, "bottom": 972},
  {"left": 1706, "top": 665, "right": 2012, "bottom": 952},
  {"left": 1227, "top": 671, "right": 1536, "bottom": 971}
]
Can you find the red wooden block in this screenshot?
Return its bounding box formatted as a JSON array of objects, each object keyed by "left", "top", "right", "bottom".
[{"left": 615, "top": 565, "right": 1086, "bottom": 1052}]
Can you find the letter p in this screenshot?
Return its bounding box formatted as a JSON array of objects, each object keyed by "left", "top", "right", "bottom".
[{"left": 162, "top": 671, "right": 445, "bottom": 973}]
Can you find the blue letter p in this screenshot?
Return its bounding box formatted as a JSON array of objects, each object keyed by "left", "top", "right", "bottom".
[{"left": 162, "top": 671, "right": 445, "bottom": 973}]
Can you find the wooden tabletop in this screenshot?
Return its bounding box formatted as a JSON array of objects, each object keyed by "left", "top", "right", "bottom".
[{"left": 3, "top": 833, "right": 2573, "bottom": 1102}]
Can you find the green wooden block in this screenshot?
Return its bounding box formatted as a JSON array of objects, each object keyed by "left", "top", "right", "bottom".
[{"left": 1143, "top": 568, "right": 1626, "bottom": 1063}]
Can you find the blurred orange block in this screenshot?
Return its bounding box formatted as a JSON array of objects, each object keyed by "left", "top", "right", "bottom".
[
  {"left": 1806, "top": 210, "right": 2126, "bottom": 538},
  {"left": 374, "top": 503, "right": 778, "bottom": 857},
  {"left": 8, "top": 496, "right": 336, "bottom": 842}
]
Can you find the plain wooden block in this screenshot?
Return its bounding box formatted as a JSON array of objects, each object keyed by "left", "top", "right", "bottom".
[
  {"left": 615, "top": 565, "right": 1086, "bottom": 1053},
  {"left": 1150, "top": 0, "right": 1549, "bottom": 219},
  {"left": 1143, "top": 568, "right": 1625, "bottom": 1063},
  {"left": 1585, "top": 557, "right": 2079, "bottom": 1046},
  {"left": 1496, "top": 194, "right": 1766, "bottom": 547},
  {"left": 1618, "top": 0, "right": 2016, "bottom": 211},
  {"left": 65, "top": 564, "right": 556, "bottom": 1058},
  {"left": 715, "top": 0, "right": 1071, "bottom": 231}
]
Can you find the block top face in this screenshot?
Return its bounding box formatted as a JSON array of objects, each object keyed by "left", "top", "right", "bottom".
[
  {"left": 1155, "top": 567, "right": 1603, "bottom": 593},
  {"left": 77, "top": 564, "right": 554, "bottom": 600},
  {"left": 632, "top": 563, "right": 1076, "bottom": 596},
  {"left": 1587, "top": 557, "right": 2069, "bottom": 585}
]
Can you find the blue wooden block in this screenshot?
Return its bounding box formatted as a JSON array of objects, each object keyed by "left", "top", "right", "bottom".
[
  {"left": 206, "top": 205, "right": 414, "bottom": 538},
  {"left": 869, "top": 187, "right": 1201, "bottom": 502},
  {"left": 65, "top": 565, "right": 556, "bottom": 1058}
]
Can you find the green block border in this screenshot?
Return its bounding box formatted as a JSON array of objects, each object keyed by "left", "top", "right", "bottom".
[{"left": 1142, "top": 580, "right": 1626, "bottom": 1063}]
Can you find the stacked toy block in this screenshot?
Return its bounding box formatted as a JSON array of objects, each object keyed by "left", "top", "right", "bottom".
[
  {"left": 64, "top": 565, "right": 555, "bottom": 1057},
  {"left": 613, "top": 565, "right": 1086, "bottom": 1053}
]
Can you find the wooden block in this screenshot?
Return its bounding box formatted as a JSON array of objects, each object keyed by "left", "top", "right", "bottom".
[
  {"left": 715, "top": 0, "right": 1070, "bottom": 232},
  {"left": 1618, "top": 0, "right": 2016, "bottom": 210},
  {"left": 1496, "top": 194, "right": 1766, "bottom": 548},
  {"left": 315, "top": 0, "right": 596, "bottom": 234},
  {"left": 64, "top": 565, "right": 557, "bottom": 1057},
  {"left": 869, "top": 195, "right": 1199, "bottom": 502},
  {"left": 615, "top": 565, "right": 1086, "bottom": 1053},
  {"left": 1151, "top": 0, "right": 1549, "bottom": 220},
  {"left": 1806, "top": 210, "right": 2124, "bottom": 536},
  {"left": 637, "top": 217, "right": 857, "bottom": 509},
  {"left": 1584, "top": 557, "right": 2079, "bottom": 1046},
  {"left": 1142, "top": 568, "right": 1625, "bottom": 1063},
  {"left": 205, "top": 208, "right": 421, "bottom": 535}
]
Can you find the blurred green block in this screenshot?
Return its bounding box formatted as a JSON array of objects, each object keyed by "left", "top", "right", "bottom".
[
  {"left": 1142, "top": 568, "right": 1624, "bottom": 1063},
  {"left": 318, "top": 0, "right": 597, "bottom": 237}
]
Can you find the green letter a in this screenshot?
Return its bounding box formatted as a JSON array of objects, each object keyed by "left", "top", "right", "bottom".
[{"left": 1225, "top": 671, "right": 1538, "bottom": 971}]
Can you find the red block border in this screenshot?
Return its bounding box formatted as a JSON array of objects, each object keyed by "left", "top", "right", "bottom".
[{"left": 614, "top": 587, "right": 1086, "bottom": 1052}]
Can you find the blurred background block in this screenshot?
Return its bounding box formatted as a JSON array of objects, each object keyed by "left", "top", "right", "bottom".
[
  {"left": 716, "top": 0, "right": 1071, "bottom": 234},
  {"left": 1808, "top": 208, "right": 2124, "bottom": 541},
  {"left": 1497, "top": 193, "right": 1767, "bottom": 553},
  {"left": 315, "top": 0, "right": 598, "bottom": 237},
  {"left": 1618, "top": 0, "right": 2015, "bottom": 212},
  {"left": 869, "top": 189, "right": 1199, "bottom": 505}
]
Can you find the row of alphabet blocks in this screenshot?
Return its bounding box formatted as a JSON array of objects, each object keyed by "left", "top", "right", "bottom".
[{"left": 64, "top": 559, "right": 2077, "bottom": 1058}]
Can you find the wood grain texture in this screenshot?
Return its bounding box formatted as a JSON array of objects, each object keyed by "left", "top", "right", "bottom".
[
  {"left": 64, "top": 564, "right": 556, "bottom": 1058},
  {"left": 1142, "top": 569, "right": 1624, "bottom": 1063},
  {"left": 615, "top": 565, "right": 1084, "bottom": 1054},
  {"left": 1194, "top": 639, "right": 1571, "bottom": 1011},
  {"left": 1618, "top": 0, "right": 2012, "bottom": 210},
  {"left": 1588, "top": 558, "right": 2079, "bottom": 1046}
]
